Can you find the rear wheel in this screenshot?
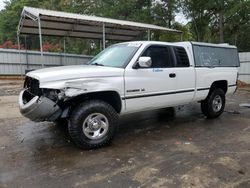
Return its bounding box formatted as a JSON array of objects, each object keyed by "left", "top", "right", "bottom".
[
  {"left": 68, "top": 100, "right": 119, "bottom": 149},
  {"left": 201, "top": 88, "right": 225, "bottom": 119}
]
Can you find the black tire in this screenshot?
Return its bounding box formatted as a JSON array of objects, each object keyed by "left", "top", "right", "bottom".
[
  {"left": 55, "top": 118, "right": 69, "bottom": 134},
  {"left": 55, "top": 118, "right": 68, "bottom": 127},
  {"left": 54, "top": 118, "right": 74, "bottom": 142},
  {"left": 68, "top": 100, "right": 119, "bottom": 149},
  {"left": 201, "top": 88, "right": 225, "bottom": 119}
]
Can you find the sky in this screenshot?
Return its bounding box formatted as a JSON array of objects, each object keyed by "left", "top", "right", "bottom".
[
  {"left": 175, "top": 13, "right": 189, "bottom": 25},
  {"left": 0, "top": 0, "right": 6, "bottom": 11}
]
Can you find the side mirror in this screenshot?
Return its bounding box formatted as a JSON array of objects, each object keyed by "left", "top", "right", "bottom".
[{"left": 138, "top": 57, "right": 152, "bottom": 68}]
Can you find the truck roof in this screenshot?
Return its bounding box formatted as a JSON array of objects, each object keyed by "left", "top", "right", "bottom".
[
  {"left": 122, "top": 41, "right": 237, "bottom": 49},
  {"left": 188, "top": 41, "right": 236, "bottom": 49}
]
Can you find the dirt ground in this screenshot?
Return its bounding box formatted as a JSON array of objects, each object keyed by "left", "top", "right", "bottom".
[{"left": 0, "top": 80, "right": 250, "bottom": 188}]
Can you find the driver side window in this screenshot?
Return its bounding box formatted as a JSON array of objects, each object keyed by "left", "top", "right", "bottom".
[{"left": 141, "top": 45, "right": 174, "bottom": 68}]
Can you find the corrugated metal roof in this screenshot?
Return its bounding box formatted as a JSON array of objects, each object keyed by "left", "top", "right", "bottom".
[{"left": 18, "top": 6, "right": 182, "bottom": 41}]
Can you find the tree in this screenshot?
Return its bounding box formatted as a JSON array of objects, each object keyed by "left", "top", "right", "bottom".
[
  {"left": 0, "top": 0, "right": 249, "bottom": 52},
  {"left": 152, "top": 0, "right": 179, "bottom": 28},
  {"left": 0, "top": 0, "right": 51, "bottom": 43},
  {"left": 207, "top": 0, "right": 250, "bottom": 47},
  {"left": 180, "top": 0, "right": 214, "bottom": 42},
  {"left": 224, "top": 0, "right": 250, "bottom": 47},
  {"left": 180, "top": 0, "right": 250, "bottom": 51}
]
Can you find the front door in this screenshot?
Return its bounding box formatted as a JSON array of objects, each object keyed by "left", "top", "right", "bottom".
[{"left": 124, "top": 45, "right": 175, "bottom": 113}]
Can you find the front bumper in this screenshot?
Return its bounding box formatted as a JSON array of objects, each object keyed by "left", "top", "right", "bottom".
[{"left": 19, "top": 90, "right": 62, "bottom": 122}]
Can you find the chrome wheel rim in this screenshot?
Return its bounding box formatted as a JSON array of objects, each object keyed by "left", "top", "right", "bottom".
[
  {"left": 82, "top": 113, "right": 109, "bottom": 140},
  {"left": 212, "top": 95, "right": 222, "bottom": 112}
]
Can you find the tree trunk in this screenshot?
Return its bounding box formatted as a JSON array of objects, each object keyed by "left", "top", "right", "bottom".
[
  {"left": 234, "top": 34, "right": 237, "bottom": 45},
  {"left": 167, "top": 0, "right": 173, "bottom": 28},
  {"left": 219, "top": 12, "right": 224, "bottom": 43},
  {"left": 219, "top": 1, "right": 224, "bottom": 43}
]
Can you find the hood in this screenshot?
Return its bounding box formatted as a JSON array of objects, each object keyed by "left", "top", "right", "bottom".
[{"left": 27, "top": 65, "right": 124, "bottom": 83}]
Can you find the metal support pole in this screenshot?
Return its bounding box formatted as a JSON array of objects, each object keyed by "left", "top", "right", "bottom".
[
  {"left": 24, "top": 35, "right": 29, "bottom": 69},
  {"left": 17, "top": 33, "right": 23, "bottom": 77},
  {"left": 63, "top": 37, "right": 66, "bottom": 65},
  {"left": 180, "top": 33, "right": 183, "bottom": 41},
  {"left": 100, "top": 39, "right": 102, "bottom": 51},
  {"left": 63, "top": 37, "right": 66, "bottom": 53},
  {"left": 38, "top": 17, "right": 44, "bottom": 67},
  {"left": 102, "top": 23, "right": 106, "bottom": 50},
  {"left": 147, "top": 29, "right": 151, "bottom": 41}
]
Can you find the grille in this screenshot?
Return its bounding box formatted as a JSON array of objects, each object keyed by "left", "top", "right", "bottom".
[
  {"left": 24, "top": 76, "right": 42, "bottom": 96},
  {"left": 174, "top": 47, "right": 190, "bottom": 67}
]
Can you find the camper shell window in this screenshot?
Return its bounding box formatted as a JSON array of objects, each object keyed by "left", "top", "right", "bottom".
[{"left": 193, "top": 44, "right": 240, "bottom": 67}]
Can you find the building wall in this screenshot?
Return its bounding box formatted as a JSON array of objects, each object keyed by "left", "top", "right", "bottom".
[
  {"left": 239, "top": 52, "right": 250, "bottom": 84},
  {"left": 0, "top": 48, "right": 92, "bottom": 75},
  {"left": 0, "top": 49, "right": 250, "bottom": 84}
]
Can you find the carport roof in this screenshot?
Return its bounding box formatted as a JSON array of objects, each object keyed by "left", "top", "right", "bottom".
[{"left": 17, "top": 6, "right": 182, "bottom": 41}]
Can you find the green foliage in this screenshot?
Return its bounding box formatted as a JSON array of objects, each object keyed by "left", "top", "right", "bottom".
[
  {"left": 0, "top": 0, "right": 47, "bottom": 43},
  {"left": 152, "top": 0, "right": 179, "bottom": 28},
  {"left": 0, "top": 0, "right": 249, "bottom": 53},
  {"left": 180, "top": 0, "right": 215, "bottom": 42},
  {"left": 180, "top": 0, "right": 250, "bottom": 50}
]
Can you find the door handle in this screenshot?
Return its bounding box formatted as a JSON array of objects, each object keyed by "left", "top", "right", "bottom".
[{"left": 169, "top": 73, "right": 176, "bottom": 78}]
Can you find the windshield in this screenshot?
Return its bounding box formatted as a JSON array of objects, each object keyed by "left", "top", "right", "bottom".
[{"left": 89, "top": 43, "right": 141, "bottom": 68}]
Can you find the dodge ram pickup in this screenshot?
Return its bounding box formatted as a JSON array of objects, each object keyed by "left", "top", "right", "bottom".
[{"left": 19, "top": 41, "right": 240, "bottom": 149}]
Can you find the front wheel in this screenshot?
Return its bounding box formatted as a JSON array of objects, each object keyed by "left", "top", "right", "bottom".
[
  {"left": 68, "top": 100, "right": 119, "bottom": 149},
  {"left": 201, "top": 88, "right": 225, "bottom": 119}
]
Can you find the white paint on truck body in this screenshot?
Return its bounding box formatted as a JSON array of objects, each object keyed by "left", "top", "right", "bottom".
[{"left": 21, "top": 41, "right": 238, "bottom": 120}]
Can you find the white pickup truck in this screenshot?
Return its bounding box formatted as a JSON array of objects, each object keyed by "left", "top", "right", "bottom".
[{"left": 19, "top": 41, "right": 239, "bottom": 149}]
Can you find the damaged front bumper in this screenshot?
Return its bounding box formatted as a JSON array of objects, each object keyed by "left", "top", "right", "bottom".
[{"left": 19, "top": 90, "right": 62, "bottom": 122}]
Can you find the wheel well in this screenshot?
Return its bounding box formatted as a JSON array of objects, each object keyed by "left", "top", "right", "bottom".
[
  {"left": 66, "top": 91, "right": 122, "bottom": 114},
  {"left": 210, "top": 80, "right": 228, "bottom": 93}
]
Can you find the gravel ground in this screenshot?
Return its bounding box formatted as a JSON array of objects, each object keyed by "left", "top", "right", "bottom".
[
  {"left": 0, "top": 80, "right": 23, "bottom": 96},
  {"left": 0, "top": 80, "right": 249, "bottom": 188}
]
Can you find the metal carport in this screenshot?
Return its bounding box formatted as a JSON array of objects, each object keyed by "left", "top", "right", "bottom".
[{"left": 17, "top": 6, "right": 182, "bottom": 67}]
